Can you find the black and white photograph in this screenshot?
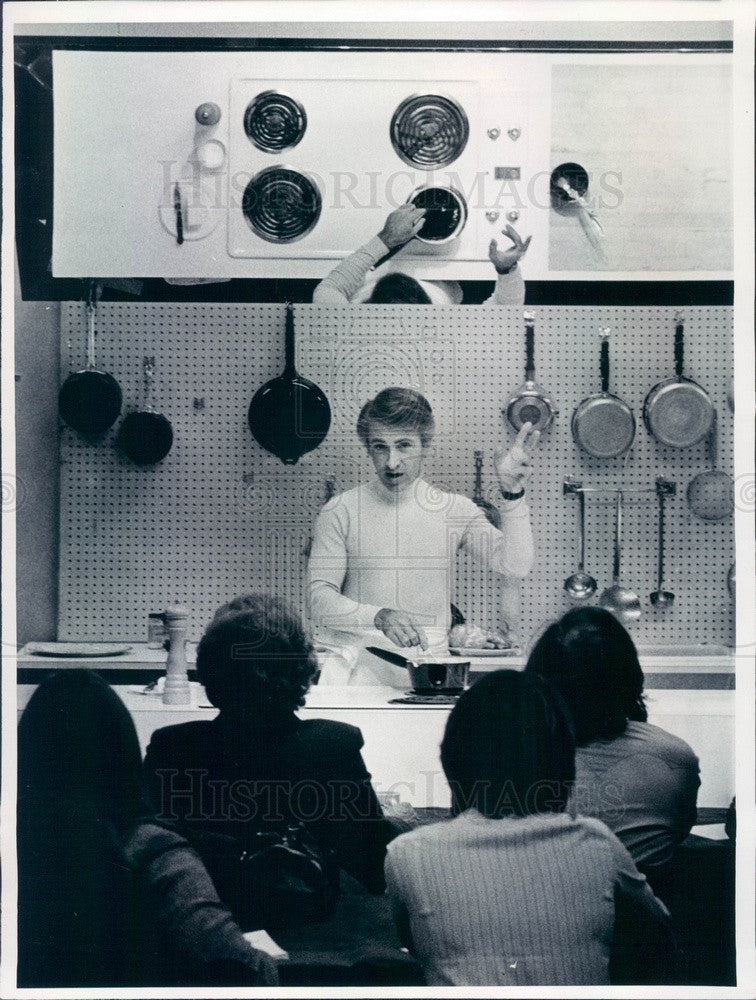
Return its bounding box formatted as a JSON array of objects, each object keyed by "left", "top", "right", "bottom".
[{"left": 3, "top": 1, "right": 754, "bottom": 995}]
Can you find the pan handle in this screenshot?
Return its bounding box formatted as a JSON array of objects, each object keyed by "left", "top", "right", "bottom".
[
  {"left": 655, "top": 483, "right": 666, "bottom": 591},
  {"left": 142, "top": 356, "right": 156, "bottom": 409},
  {"left": 612, "top": 490, "right": 623, "bottom": 586},
  {"left": 578, "top": 488, "right": 587, "bottom": 572},
  {"left": 524, "top": 312, "right": 535, "bottom": 382},
  {"left": 365, "top": 646, "right": 410, "bottom": 669},
  {"left": 85, "top": 280, "right": 101, "bottom": 370},
  {"left": 708, "top": 409, "right": 718, "bottom": 470},
  {"left": 674, "top": 314, "right": 685, "bottom": 379},
  {"left": 283, "top": 303, "right": 297, "bottom": 375},
  {"left": 600, "top": 330, "right": 611, "bottom": 394},
  {"left": 473, "top": 450, "right": 484, "bottom": 502}
]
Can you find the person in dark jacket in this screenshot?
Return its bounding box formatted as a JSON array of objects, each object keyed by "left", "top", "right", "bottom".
[
  {"left": 17, "top": 670, "right": 278, "bottom": 988},
  {"left": 143, "top": 593, "right": 395, "bottom": 919}
]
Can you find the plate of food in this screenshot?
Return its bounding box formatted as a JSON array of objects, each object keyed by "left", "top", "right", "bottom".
[
  {"left": 27, "top": 642, "right": 134, "bottom": 657},
  {"left": 448, "top": 622, "right": 516, "bottom": 656}
]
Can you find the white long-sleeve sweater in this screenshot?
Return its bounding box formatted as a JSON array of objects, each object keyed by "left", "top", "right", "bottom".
[
  {"left": 385, "top": 809, "right": 670, "bottom": 986},
  {"left": 312, "top": 236, "right": 526, "bottom": 305},
  {"left": 307, "top": 478, "right": 533, "bottom": 676}
]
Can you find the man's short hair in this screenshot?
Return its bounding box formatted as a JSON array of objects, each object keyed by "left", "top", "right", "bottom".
[
  {"left": 197, "top": 593, "right": 318, "bottom": 713},
  {"left": 356, "top": 387, "right": 435, "bottom": 447},
  {"left": 367, "top": 273, "right": 432, "bottom": 304}
]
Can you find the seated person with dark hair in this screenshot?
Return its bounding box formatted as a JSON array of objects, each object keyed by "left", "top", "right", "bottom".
[
  {"left": 18, "top": 670, "right": 278, "bottom": 988},
  {"left": 143, "top": 593, "right": 395, "bottom": 926},
  {"left": 384, "top": 670, "right": 670, "bottom": 986},
  {"left": 313, "top": 205, "right": 530, "bottom": 304},
  {"left": 524, "top": 607, "right": 700, "bottom": 872}
]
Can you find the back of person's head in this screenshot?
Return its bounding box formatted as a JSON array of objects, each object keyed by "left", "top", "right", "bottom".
[
  {"left": 524, "top": 607, "right": 647, "bottom": 745},
  {"left": 18, "top": 669, "right": 146, "bottom": 831},
  {"left": 356, "top": 386, "right": 435, "bottom": 446},
  {"left": 440, "top": 670, "right": 575, "bottom": 819},
  {"left": 367, "top": 273, "right": 431, "bottom": 304},
  {"left": 197, "top": 593, "right": 318, "bottom": 714}
]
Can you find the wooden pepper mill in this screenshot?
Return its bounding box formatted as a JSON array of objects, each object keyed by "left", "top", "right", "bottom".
[{"left": 162, "top": 604, "right": 191, "bottom": 705}]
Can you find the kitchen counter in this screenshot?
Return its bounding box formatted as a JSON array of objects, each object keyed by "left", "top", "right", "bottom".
[
  {"left": 16, "top": 642, "right": 736, "bottom": 688},
  {"left": 16, "top": 677, "right": 735, "bottom": 810}
]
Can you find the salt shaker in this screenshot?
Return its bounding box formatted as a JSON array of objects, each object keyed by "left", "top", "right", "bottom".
[{"left": 162, "top": 604, "right": 190, "bottom": 705}]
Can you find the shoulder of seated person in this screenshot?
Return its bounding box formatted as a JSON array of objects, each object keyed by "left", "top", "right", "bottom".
[
  {"left": 147, "top": 719, "right": 214, "bottom": 748},
  {"left": 623, "top": 720, "right": 699, "bottom": 761},
  {"left": 123, "top": 819, "right": 188, "bottom": 861},
  {"left": 298, "top": 717, "right": 364, "bottom": 750}
]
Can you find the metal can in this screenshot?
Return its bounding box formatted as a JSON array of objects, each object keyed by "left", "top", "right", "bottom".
[{"left": 147, "top": 612, "right": 168, "bottom": 649}]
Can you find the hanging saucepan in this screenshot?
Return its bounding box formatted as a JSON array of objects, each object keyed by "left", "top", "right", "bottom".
[
  {"left": 572, "top": 330, "right": 636, "bottom": 458},
  {"left": 686, "top": 410, "right": 733, "bottom": 521},
  {"left": 58, "top": 281, "right": 122, "bottom": 437},
  {"left": 643, "top": 314, "right": 714, "bottom": 448},
  {"left": 248, "top": 304, "right": 331, "bottom": 464},
  {"left": 505, "top": 312, "right": 556, "bottom": 433},
  {"left": 116, "top": 356, "right": 174, "bottom": 465}
]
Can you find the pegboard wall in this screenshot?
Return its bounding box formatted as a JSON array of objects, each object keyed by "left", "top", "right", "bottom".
[{"left": 59, "top": 304, "right": 734, "bottom": 647}]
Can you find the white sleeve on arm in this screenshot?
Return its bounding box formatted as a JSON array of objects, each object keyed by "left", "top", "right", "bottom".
[
  {"left": 312, "top": 236, "right": 389, "bottom": 303},
  {"left": 483, "top": 265, "right": 526, "bottom": 305},
  {"left": 307, "top": 501, "right": 383, "bottom": 629},
  {"left": 461, "top": 500, "right": 534, "bottom": 579}
]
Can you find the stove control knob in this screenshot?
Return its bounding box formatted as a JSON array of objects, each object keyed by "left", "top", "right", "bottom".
[
  {"left": 506, "top": 210, "right": 520, "bottom": 222},
  {"left": 195, "top": 102, "right": 222, "bottom": 126},
  {"left": 485, "top": 211, "right": 500, "bottom": 223},
  {"left": 487, "top": 127, "right": 501, "bottom": 141},
  {"left": 507, "top": 127, "right": 522, "bottom": 141}
]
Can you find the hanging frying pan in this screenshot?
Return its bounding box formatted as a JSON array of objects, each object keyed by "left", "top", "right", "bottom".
[
  {"left": 686, "top": 410, "right": 734, "bottom": 521},
  {"left": 58, "top": 281, "right": 122, "bottom": 437},
  {"left": 248, "top": 304, "right": 331, "bottom": 465},
  {"left": 643, "top": 314, "right": 714, "bottom": 448},
  {"left": 116, "top": 356, "right": 174, "bottom": 465},
  {"left": 572, "top": 330, "right": 636, "bottom": 459},
  {"left": 505, "top": 312, "right": 556, "bottom": 433}
]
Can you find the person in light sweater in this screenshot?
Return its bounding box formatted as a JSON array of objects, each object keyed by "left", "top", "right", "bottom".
[
  {"left": 384, "top": 670, "right": 672, "bottom": 987},
  {"left": 312, "top": 205, "right": 530, "bottom": 305},
  {"left": 307, "top": 387, "right": 537, "bottom": 684}
]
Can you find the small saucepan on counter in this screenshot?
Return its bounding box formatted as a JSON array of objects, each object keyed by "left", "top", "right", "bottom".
[{"left": 366, "top": 647, "right": 470, "bottom": 693}]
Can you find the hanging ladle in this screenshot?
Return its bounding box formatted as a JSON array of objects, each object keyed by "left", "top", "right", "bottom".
[
  {"left": 599, "top": 490, "right": 641, "bottom": 624},
  {"left": 563, "top": 482, "right": 597, "bottom": 600},
  {"left": 650, "top": 478, "right": 675, "bottom": 608}
]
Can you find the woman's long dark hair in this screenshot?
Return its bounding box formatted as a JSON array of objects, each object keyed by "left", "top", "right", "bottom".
[
  {"left": 18, "top": 669, "right": 148, "bottom": 832},
  {"left": 17, "top": 671, "right": 152, "bottom": 986},
  {"left": 440, "top": 670, "right": 576, "bottom": 819},
  {"left": 524, "top": 607, "right": 647, "bottom": 746}
]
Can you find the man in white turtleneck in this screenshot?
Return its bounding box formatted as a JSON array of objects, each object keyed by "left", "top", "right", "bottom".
[{"left": 307, "top": 388, "right": 539, "bottom": 685}]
